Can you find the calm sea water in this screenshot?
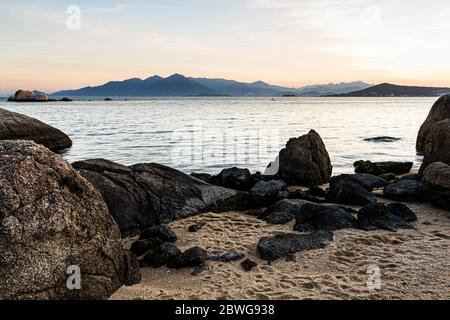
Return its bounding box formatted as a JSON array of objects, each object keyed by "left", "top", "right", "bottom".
[{"left": 1, "top": 97, "right": 433, "bottom": 175}]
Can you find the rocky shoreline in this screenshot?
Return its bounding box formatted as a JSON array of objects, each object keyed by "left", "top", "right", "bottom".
[{"left": 0, "top": 95, "right": 449, "bottom": 300}]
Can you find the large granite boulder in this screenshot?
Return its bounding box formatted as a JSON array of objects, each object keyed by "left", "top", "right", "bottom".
[
  {"left": 0, "top": 141, "right": 139, "bottom": 300},
  {"left": 354, "top": 160, "right": 413, "bottom": 176},
  {"left": 8, "top": 90, "right": 49, "bottom": 102},
  {"left": 274, "top": 130, "right": 332, "bottom": 186},
  {"left": 422, "top": 162, "right": 450, "bottom": 210},
  {"left": 419, "top": 120, "right": 450, "bottom": 173},
  {"left": 417, "top": 95, "right": 450, "bottom": 154},
  {"left": 0, "top": 108, "right": 72, "bottom": 151},
  {"left": 72, "top": 159, "right": 248, "bottom": 236}
]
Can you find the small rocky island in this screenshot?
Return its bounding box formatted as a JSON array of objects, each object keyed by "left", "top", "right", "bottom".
[
  {"left": 0, "top": 95, "right": 449, "bottom": 300},
  {"left": 7, "top": 89, "right": 72, "bottom": 102}
]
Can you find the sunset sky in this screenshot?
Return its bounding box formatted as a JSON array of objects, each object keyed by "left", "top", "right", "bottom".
[{"left": 1, "top": 0, "right": 450, "bottom": 95}]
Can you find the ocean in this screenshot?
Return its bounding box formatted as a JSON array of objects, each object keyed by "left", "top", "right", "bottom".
[{"left": 1, "top": 97, "right": 433, "bottom": 175}]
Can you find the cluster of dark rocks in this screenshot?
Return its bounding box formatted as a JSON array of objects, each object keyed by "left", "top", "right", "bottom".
[{"left": 1, "top": 94, "right": 450, "bottom": 299}]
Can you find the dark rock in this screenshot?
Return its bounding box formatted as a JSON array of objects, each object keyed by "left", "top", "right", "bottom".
[
  {"left": 167, "top": 246, "right": 208, "bottom": 269},
  {"left": 0, "top": 108, "right": 72, "bottom": 151},
  {"left": 417, "top": 95, "right": 450, "bottom": 154},
  {"left": 140, "top": 243, "right": 182, "bottom": 268},
  {"left": 379, "top": 173, "right": 397, "bottom": 182},
  {"left": 105, "top": 98, "right": 112, "bottom": 101},
  {"left": 364, "top": 136, "right": 401, "bottom": 142},
  {"left": 422, "top": 162, "right": 450, "bottom": 210},
  {"left": 419, "top": 120, "right": 450, "bottom": 173},
  {"left": 122, "top": 251, "right": 142, "bottom": 285},
  {"left": 294, "top": 203, "right": 357, "bottom": 232},
  {"left": 386, "top": 203, "right": 417, "bottom": 222},
  {"left": 188, "top": 223, "right": 205, "bottom": 233},
  {"left": 139, "top": 224, "right": 177, "bottom": 242},
  {"left": 215, "top": 167, "right": 254, "bottom": 191},
  {"left": 260, "top": 199, "right": 312, "bottom": 224},
  {"left": 241, "top": 259, "right": 258, "bottom": 272},
  {"left": 357, "top": 203, "right": 413, "bottom": 231},
  {"left": 257, "top": 231, "right": 334, "bottom": 262},
  {"left": 0, "top": 141, "right": 136, "bottom": 299},
  {"left": 209, "top": 251, "right": 245, "bottom": 262},
  {"left": 60, "top": 97, "right": 72, "bottom": 102},
  {"left": 287, "top": 190, "right": 325, "bottom": 203},
  {"left": 190, "top": 173, "right": 216, "bottom": 184},
  {"left": 309, "top": 186, "right": 327, "bottom": 197},
  {"left": 330, "top": 173, "right": 388, "bottom": 191},
  {"left": 72, "top": 159, "right": 248, "bottom": 236},
  {"left": 354, "top": 160, "right": 413, "bottom": 176},
  {"left": 191, "top": 264, "right": 207, "bottom": 276},
  {"left": 326, "top": 180, "right": 377, "bottom": 206},
  {"left": 130, "top": 238, "right": 162, "bottom": 257},
  {"left": 249, "top": 180, "right": 287, "bottom": 208},
  {"left": 275, "top": 130, "right": 333, "bottom": 186},
  {"left": 383, "top": 175, "right": 425, "bottom": 202}
]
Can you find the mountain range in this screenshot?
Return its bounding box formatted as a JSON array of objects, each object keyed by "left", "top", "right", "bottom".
[
  {"left": 51, "top": 74, "right": 372, "bottom": 97},
  {"left": 333, "top": 83, "right": 450, "bottom": 97}
]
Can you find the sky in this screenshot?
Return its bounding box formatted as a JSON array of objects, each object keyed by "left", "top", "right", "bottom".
[{"left": 1, "top": 0, "right": 450, "bottom": 95}]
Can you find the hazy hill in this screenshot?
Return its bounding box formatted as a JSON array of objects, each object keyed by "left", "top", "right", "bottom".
[
  {"left": 52, "top": 74, "right": 372, "bottom": 97},
  {"left": 334, "top": 83, "right": 450, "bottom": 97}
]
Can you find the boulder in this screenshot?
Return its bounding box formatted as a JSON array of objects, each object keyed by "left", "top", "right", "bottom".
[
  {"left": 275, "top": 130, "right": 332, "bottom": 186},
  {"left": 287, "top": 190, "right": 325, "bottom": 203},
  {"left": 417, "top": 95, "right": 450, "bottom": 154},
  {"left": 72, "top": 159, "right": 248, "bottom": 236},
  {"left": 167, "top": 246, "right": 207, "bottom": 269},
  {"left": 357, "top": 203, "right": 414, "bottom": 232},
  {"left": 419, "top": 120, "right": 450, "bottom": 173},
  {"left": 215, "top": 167, "right": 254, "bottom": 191},
  {"left": 260, "top": 199, "right": 312, "bottom": 225},
  {"left": 326, "top": 180, "right": 377, "bottom": 206},
  {"left": 12, "top": 90, "right": 35, "bottom": 101},
  {"left": 257, "top": 231, "right": 334, "bottom": 262},
  {"left": 130, "top": 238, "right": 162, "bottom": 257},
  {"left": 386, "top": 203, "right": 417, "bottom": 222},
  {"left": 139, "top": 224, "right": 178, "bottom": 242},
  {"left": 140, "top": 243, "right": 182, "bottom": 268},
  {"left": 354, "top": 160, "right": 413, "bottom": 176},
  {"left": 0, "top": 108, "right": 72, "bottom": 151},
  {"left": 0, "top": 140, "right": 139, "bottom": 300},
  {"left": 383, "top": 175, "right": 425, "bottom": 202},
  {"left": 293, "top": 203, "right": 357, "bottom": 232},
  {"left": 249, "top": 180, "right": 287, "bottom": 208},
  {"left": 330, "top": 173, "right": 388, "bottom": 191},
  {"left": 422, "top": 162, "right": 450, "bottom": 210}
]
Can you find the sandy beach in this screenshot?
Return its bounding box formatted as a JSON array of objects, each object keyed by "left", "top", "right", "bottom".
[{"left": 112, "top": 194, "right": 450, "bottom": 300}]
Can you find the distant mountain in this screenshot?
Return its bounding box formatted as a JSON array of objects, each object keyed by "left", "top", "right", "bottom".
[
  {"left": 52, "top": 74, "right": 372, "bottom": 97},
  {"left": 334, "top": 83, "right": 450, "bottom": 97},
  {"left": 296, "top": 81, "right": 372, "bottom": 96}
]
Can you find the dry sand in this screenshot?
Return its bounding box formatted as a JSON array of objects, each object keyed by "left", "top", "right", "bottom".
[{"left": 112, "top": 197, "right": 450, "bottom": 300}]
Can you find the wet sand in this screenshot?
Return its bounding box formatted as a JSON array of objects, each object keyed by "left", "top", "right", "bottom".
[{"left": 112, "top": 197, "right": 450, "bottom": 300}]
